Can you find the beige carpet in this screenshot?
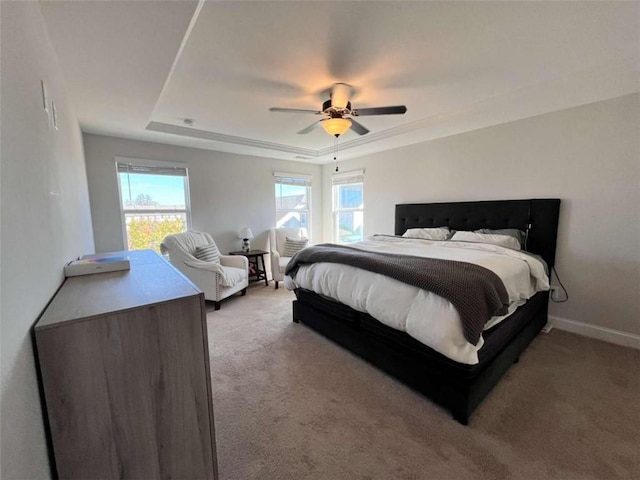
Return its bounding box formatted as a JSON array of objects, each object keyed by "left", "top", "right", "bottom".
[{"left": 207, "top": 284, "right": 640, "bottom": 480}]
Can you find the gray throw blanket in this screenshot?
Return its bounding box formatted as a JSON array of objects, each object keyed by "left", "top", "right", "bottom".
[{"left": 286, "top": 244, "right": 509, "bottom": 346}]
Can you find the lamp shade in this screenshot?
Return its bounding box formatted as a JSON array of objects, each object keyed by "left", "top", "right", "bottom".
[
  {"left": 238, "top": 226, "right": 254, "bottom": 240},
  {"left": 322, "top": 118, "right": 352, "bottom": 137}
]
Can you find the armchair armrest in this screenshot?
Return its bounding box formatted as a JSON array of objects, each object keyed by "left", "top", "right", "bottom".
[
  {"left": 184, "top": 258, "right": 225, "bottom": 274},
  {"left": 184, "top": 256, "right": 248, "bottom": 288},
  {"left": 220, "top": 254, "right": 248, "bottom": 270}
]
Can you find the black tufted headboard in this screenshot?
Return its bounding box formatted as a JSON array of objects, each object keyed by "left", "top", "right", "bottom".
[{"left": 395, "top": 199, "right": 561, "bottom": 268}]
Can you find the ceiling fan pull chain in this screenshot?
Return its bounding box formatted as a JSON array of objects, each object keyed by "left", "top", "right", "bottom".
[{"left": 334, "top": 135, "right": 339, "bottom": 172}]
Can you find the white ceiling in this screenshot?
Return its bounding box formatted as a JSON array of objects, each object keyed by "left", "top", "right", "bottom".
[{"left": 40, "top": 1, "right": 639, "bottom": 164}]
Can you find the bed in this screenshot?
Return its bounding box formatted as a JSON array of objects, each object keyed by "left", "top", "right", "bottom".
[{"left": 287, "top": 199, "right": 561, "bottom": 425}]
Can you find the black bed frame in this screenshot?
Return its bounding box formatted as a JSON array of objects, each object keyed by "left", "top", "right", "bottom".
[{"left": 292, "top": 199, "right": 561, "bottom": 425}]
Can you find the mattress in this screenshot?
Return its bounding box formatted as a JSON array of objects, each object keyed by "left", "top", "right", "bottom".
[{"left": 285, "top": 235, "right": 549, "bottom": 365}]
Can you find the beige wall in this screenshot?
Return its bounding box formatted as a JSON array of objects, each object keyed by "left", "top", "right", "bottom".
[
  {"left": 0, "top": 3, "right": 95, "bottom": 478},
  {"left": 323, "top": 94, "right": 639, "bottom": 337},
  {"left": 83, "top": 134, "right": 322, "bottom": 266}
]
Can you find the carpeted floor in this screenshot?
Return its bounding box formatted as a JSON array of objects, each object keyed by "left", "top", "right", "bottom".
[{"left": 207, "top": 284, "right": 640, "bottom": 480}]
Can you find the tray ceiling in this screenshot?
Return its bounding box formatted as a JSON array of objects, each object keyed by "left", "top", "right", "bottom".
[{"left": 40, "top": 1, "right": 639, "bottom": 164}]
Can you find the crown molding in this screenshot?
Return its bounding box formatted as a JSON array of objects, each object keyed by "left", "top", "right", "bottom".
[
  {"left": 146, "top": 119, "right": 420, "bottom": 160},
  {"left": 146, "top": 122, "right": 320, "bottom": 157}
]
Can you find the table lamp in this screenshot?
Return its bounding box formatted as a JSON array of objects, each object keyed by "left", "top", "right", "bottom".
[{"left": 238, "top": 227, "right": 254, "bottom": 252}]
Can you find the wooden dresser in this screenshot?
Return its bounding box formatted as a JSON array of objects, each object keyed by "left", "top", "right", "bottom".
[{"left": 34, "top": 250, "right": 218, "bottom": 479}]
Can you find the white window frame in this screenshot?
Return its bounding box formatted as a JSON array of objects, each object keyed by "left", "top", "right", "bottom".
[
  {"left": 274, "top": 172, "right": 312, "bottom": 238},
  {"left": 115, "top": 156, "right": 192, "bottom": 250},
  {"left": 332, "top": 170, "right": 364, "bottom": 244}
]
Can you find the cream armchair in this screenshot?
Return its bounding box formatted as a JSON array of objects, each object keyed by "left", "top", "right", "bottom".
[
  {"left": 160, "top": 231, "right": 248, "bottom": 310},
  {"left": 268, "top": 227, "right": 308, "bottom": 289}
]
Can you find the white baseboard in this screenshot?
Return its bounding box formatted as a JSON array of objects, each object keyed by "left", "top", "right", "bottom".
[{"left": 548, "top": 315, "right": 640, "bottom": 350}]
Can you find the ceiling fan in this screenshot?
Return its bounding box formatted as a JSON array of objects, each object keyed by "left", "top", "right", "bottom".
[{"left": 269, "top": 83, "right": 407, "bottom": 137}]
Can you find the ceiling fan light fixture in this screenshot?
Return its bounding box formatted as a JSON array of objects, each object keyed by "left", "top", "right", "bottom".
[{"left": 322, "top": 117, "right": 352, "bottom": 136}]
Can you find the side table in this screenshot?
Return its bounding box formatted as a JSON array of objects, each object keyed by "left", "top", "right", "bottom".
[{"left": 229, "top": 250, "right": 269, "bottom": 286}]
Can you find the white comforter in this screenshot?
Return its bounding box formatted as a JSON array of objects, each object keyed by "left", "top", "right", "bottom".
[{"left": 284, "top": 235, "right": 549, "bottom": 365}]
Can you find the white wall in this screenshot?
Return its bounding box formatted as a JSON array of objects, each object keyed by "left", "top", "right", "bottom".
[
  {"left": 0, "top": 3, "right": 95, "bottom": 479},
  {"left": 323, "top": 94, "right": 639, "bottom": 338},
  {"left": 83, "top": 134, "right": 322, "bottom": 269}
]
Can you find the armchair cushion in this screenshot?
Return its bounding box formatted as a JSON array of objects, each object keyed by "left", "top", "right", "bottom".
[{"left": 194, "top": 243, "right": 220, "bottom": 263}]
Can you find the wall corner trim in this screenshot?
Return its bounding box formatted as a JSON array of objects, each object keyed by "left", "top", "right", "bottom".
[{"left": 548, "top": 315, "right": 640, "bottom": 350}]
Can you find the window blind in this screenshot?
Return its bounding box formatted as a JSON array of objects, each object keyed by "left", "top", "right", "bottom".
[
  {"left": 332, "top": 170, "right": 364, "bottom": 185},
  {"left": 116, "top": 162, "right": 187, "bottom": 177},
  {"left": 274, "top": 172, "right": 312, "bottom": 187}
]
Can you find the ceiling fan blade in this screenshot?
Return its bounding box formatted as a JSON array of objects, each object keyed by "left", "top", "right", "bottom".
[
  {"left": 269, "top": 107, "right": 321, "bottom": 114},
  {"left": 349, "top": 119, "right": 370, "bottom": 135},
  {"left": 352, "top": 105, "right": 407, "bottom": 116},
  {"left": 297, "top": 120, "right": 324, "bottom": 134}
]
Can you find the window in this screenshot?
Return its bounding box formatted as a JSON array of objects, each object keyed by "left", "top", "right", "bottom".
[
  {"left": 333, "top": 170, "right": 364, "bottom": 244},
  {"left": 274, "top": 172, "right": 311, "bottom": 233},
  {"left": 116, "top": 158, "right": 191, "bottom": 252}
]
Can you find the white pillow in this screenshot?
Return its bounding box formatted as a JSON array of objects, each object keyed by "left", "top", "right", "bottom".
[
  {"left": 194, "top": 243, "right": 221, "bottom": 263},
  {"left": 283, "top": 236, "right": 308, "bottom": 257},
  {"left": 450, "top": 231, "right": 521, "bottom": 250},
  {"left": 402, "top": 227, "right": 450, "bottom": 241}
]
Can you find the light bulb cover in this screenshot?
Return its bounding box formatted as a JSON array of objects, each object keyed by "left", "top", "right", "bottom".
[{"left": 322, "top": 118, "right": 352, "bottom": 136}]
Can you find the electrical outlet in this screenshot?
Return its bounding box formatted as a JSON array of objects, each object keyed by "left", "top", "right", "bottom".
[{"left": 550, "top": 285, "right": 560, "bottom": 295}]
